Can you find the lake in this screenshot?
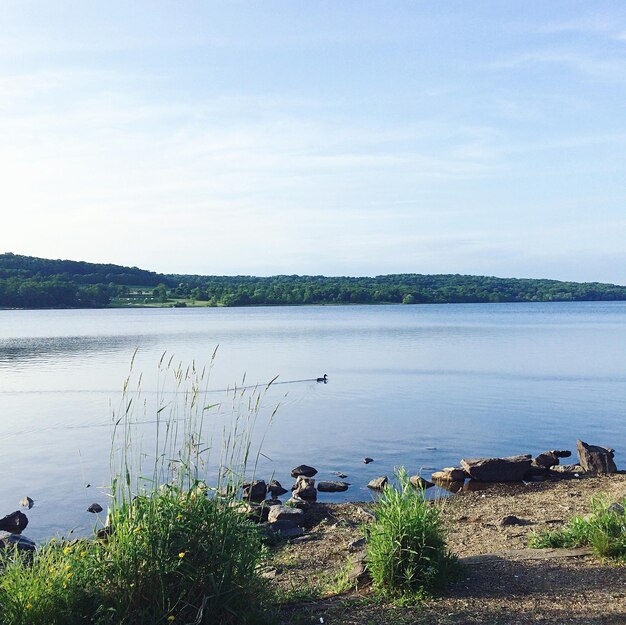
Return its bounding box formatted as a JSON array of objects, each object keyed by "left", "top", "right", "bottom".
[{"left": 1, "top": 301, "right": 625, "bottom": 540}]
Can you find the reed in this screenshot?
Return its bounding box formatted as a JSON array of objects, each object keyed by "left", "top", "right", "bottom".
[{"left": 0, "top": 352, "right": 276, "bottom": 625}]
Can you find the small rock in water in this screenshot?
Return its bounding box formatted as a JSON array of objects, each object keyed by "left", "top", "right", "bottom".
[
  {"left": 367, "top": 476, "right": 388, "bottom": 490},
  {"left": 87, "top": 503, "right": 103, "bottom": 514},
  {"left": 317, "top": 481, "right": 350, "bottom": 493},
  {"left": 291, "top": 464, "right": 318, "bottom": 478},
  {"left": 19, "top": 497, "right": 34, "bottom": 509},
  {"left": 363, "top": 457, "right": 374, "bottom": 464},
  {"left": 332, "top": 471, "right": 348, "bottom": 479}
]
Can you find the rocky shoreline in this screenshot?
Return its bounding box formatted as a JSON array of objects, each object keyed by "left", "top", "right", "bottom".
[{"left": 1, "top": 438, "right": 618, "bottom": 552}]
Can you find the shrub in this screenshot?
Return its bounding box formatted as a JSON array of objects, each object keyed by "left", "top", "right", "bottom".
[{"left": 366, "top": 468, "right": 457, "bottom": 599}]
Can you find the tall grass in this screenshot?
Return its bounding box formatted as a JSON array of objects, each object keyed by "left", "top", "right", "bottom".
[
  {"left": 0, "top": 352, "right": 277, "bottom": 625},
  {"left": 529, "top": 495, "right": 626, "bottom": 561},
  {"left": 366, "top": 468, "right": 457, "bottom": 600}
]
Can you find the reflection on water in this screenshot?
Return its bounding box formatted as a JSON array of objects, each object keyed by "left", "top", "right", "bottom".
[{"left": 1, "top": 301, "right": 625, "bottom": 540}]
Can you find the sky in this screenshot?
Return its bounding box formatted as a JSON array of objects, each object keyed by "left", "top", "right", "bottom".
[{"left": 1, "top": 1, "right": 626, "bottom": 282}]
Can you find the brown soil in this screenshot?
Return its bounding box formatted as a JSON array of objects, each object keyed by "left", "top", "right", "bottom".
[{"left": 268, "top": 474, "right": 626, "bottom": 624}]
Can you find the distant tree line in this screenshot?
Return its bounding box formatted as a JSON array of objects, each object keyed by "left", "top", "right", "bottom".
[{"left": 1, "top": 252, "right": 626, "bottom": 309}]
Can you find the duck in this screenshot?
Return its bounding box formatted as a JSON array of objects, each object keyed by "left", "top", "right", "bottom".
[{"left": 316, "top": 374, "right": 328, "bottom": 383}]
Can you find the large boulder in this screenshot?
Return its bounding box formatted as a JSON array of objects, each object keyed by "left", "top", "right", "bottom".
[
  {"left": 0, "top": 511, "right": 28, "bottom": 534},
  {"left": 460, "top": 455, "right": 532, "bottom": 482},
  {"left": 576, "top": 440, "right": 617, "bottom": 474}
]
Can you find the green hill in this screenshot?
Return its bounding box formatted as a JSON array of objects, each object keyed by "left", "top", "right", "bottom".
[{"left": 1, "top": 252, "right": 626, "bottom": 309}]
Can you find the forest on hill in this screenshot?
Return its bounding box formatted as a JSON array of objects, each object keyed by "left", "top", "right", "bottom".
[{"left": 1, "top": 252, "right": 626, "bottom": 309}]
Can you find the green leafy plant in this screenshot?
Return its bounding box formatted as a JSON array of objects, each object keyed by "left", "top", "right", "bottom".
[
  {"left": 529, "top": 496, "right": 626, "bottom": 560},
  {"left": 365, "top": 468, "right": 457, "bottom": 599}
]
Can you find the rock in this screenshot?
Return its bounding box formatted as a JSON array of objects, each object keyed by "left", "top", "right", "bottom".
[
  {"left": 460, "top": 455, "right": 532, "bottom": 482},
  {"left": 409, "top": 475, "right": 434, "bottom": 490},
  {"left": 0, "top": 511, "right": 28, "bottom": 534},
  {"left": 0, "top": 530, "right": 35, "bottom": 552},
  {"left": 265, "top": 498, "right": 283, "bottom": 507},
  {"left": 243, "top": 480, "right": 267, "bottom": 503},
  {"left": 248, "top": 502, "right": 279, "bottom": 523},
  {"left": 433, "top": 479, "right": 465, "bottom": 493},
  {"left": 87, "top": 503, "right": 103, "bottom": 514},
  {"left": 550, "top": 450, "right": 572, "bottom": 458},
  {"left": 499, "top": 515, "right": 529, "bottom": 526},
  {"left": 286, "top": 494, "right": 310, "bottom": 509},
  {"left": 367, "top": 476, "right": 388, "bottom": 490},
  {"left": 292, "top": 476, "right": 317, "bottom": 501},
  {"left": 317, "top": 481, "right": 350, "bottom": 493},
  {"left": 363, "top": 457, "right": 374, "bottom": 464},
  {"left": 348, "top": 537, "right": 367, "bottom": 551},
  {"left": 533, "top": 452, "right": 560, "bottom": 468},
  {"left": 273, "top": 525, "right": 304, "bottom": 539},
  {"left": 333, "top": 471, "right": 348, "bottom": 479},
  {"left": 266, "top": 480, "right": 288, "bottom": 497},
  {"left": 355, "top": 506, "right": 376, "bottom": 521},
  {"left": 432, "top": 467, "right": 467, "bottom": 481},
  {"left": 260, "top": 567, "right": 278, "bottom": 579},
  {"left": 608, "top": 503, "right": 625, "bottom": 515},
  {"left": 19, "top": 497, "right": 34, "bottom": 510},
  {"left": 576, "top": 440, "right": 617, "bottom": 474},
  {"left": 550, "top": 464, "right": 583, "bottom": 475},
  {"left": 346, "top": 551, "right": 370, "bottom": 584},
  {"left": 290, "top": 464, "right": 317, "bottom": 478},
  {"left": 268, "top": 505, "right": 305, "bottom": 526}
]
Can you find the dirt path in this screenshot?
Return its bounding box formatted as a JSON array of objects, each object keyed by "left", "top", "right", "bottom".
[{"left": 272, "top": 474, "right": 626, "bottom": 624}]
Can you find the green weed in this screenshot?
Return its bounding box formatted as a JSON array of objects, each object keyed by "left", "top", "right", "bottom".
[
  {"left": 529, "top": 495, "right": 626, "bottom": 561},
  {"left": 365, "top": 468, "right": 458, "bottom": 599}
]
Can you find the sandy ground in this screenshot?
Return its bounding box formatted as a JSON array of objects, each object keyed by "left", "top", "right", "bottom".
[{"left": 269, "top": 474, "right": 626, "bottom": 625}]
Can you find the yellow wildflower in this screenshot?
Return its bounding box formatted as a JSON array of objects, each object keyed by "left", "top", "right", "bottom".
[
  {"left": 167, "top": 617, "right": 175, "bottom": 622},
  {"left": 178, "top": 551, "right": 186, "bottom": 559}
]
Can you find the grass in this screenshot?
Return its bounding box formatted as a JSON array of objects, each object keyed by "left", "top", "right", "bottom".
[
  {"left": 365, "top": 468, "right": 458, "bottom": 600},
  {"left": 0, "top": 353, "right": 277, "bottom": 625},
  {"left": 529, "top": 495, "right": 626, "bottom": 560}
]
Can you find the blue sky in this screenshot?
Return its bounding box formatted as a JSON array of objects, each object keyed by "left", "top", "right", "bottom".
[{"left": 1, "top": 1, "right": 626, "bottom": 282}]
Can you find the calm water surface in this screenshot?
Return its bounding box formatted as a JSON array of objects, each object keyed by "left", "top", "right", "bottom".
[{"left": 1, "top": 302, "right": 625, "bottom": 539}]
